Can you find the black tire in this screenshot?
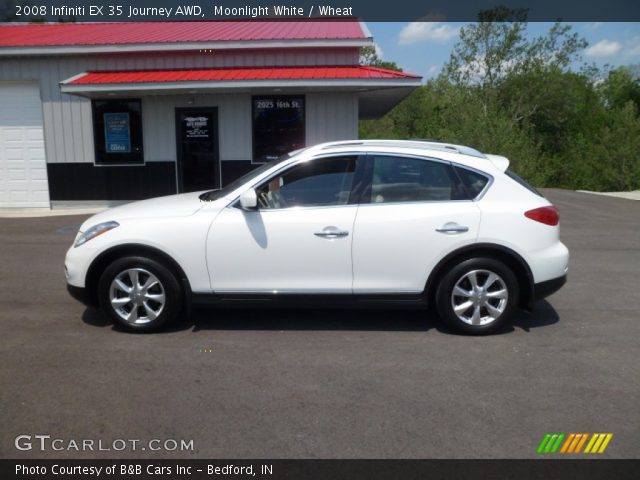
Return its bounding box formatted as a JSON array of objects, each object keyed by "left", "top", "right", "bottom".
[
  {"left": 97, "top": 256, "right": 182, "bottom": 332},
  {"left": 435, "top": 257, "right": 519, "bottom": 335}
]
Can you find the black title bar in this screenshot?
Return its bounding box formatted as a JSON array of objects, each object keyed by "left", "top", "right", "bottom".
[
  {"left": 2, "top": 0, "right": 640, "bottom": 22},
  {"left": 2, "top": 459, "right": 640, "bottom": 480}
]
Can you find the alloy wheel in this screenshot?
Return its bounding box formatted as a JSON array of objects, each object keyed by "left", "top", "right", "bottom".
[
  {"left": 109, "top": 268, "right": 166, "bottom": 325},
  {"left": 450, "top": 269, "right": 508, "bottom": 326}
]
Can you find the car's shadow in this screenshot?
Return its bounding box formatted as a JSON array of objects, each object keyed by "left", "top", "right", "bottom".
[
  {"left": 81, "top": 300, "right": 559, "bottom": 334},
  {"left": 510, "top": 301, "right": 560, "bottom": 333}
]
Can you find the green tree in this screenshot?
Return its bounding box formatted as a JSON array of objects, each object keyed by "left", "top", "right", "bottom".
[
  {"left": 443, "top": 7, "right": 529, "bottom": 90},
  {"left": 360, "top": 8, "right": 640, "bottom": 191},
  {"left": 600, "top": 65, "right": 640, "bottom": 113},
  {"left": 360, "top": 45, "right": 403, "bottom": 72},
  {"left": 500, "top": 68, "right": 604, "bottom": 153},
  {"left": 444, "top": 9, "right": 586, "bottom": 87},
  {"left": 564, "top": 103, "right": 640, "bottom": 191}
]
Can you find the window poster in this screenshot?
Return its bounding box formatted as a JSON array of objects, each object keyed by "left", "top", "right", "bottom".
[{"left": 104, "top": 112, "right": 131, "bottom": 153}]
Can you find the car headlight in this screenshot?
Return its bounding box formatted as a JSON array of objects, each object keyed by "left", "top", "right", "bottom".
[{"left": 74, "top": 221, "right": 120, "bottom": 248}]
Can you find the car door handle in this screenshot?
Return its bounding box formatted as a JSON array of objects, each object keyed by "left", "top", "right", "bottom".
[
  {"left": 314, "top": 226, "right": 349, "bottom": 239},
  {"left": 436, "top": 223, "right": 469, "bottom": 234}
]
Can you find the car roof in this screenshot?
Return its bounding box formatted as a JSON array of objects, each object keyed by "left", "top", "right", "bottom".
[
  {"left": 299, "top": 140, "right": 501, "bottom": 174},
  {"left": 316, "top": 139, "right": 485, "bottom": 158}
]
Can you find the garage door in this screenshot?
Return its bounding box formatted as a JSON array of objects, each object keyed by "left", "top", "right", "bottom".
[{"left": 0, "top": 83, "right": 49, "bottom": 207}]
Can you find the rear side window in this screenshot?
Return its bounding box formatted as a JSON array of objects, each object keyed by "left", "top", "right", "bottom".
[
  {"left": 505, "top": 169, "right": 543, "bottom": 197},
  {"left": 367, "top": 155, "right": 467, "bottom": 203},
  {"left": 454, "top": 167, "right": 490, "bottom": 199}
]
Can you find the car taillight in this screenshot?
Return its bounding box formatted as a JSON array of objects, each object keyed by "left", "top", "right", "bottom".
[{"left": 525, "top": 206, "right": 559, "bottom": 226}]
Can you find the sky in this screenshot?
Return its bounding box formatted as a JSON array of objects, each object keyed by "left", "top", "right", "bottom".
[{"left": 367, "top": 22, "right": 640, "bottom": 80}]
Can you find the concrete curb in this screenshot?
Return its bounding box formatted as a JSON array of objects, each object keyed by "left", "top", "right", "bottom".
[
  {"left": 0, "top": 207, "right": 107, "bottom": 218},
  {"left": 576, "top": 190, "right": 640, "bottom": 201}
]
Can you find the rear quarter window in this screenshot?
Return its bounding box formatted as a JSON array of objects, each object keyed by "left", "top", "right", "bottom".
[{"left": 454, "top": 167, "right": 490, "bottom": 199}]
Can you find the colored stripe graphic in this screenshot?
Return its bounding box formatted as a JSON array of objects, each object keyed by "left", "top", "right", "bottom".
[
  {"left": 568, "top": 433, "right": 583, "bottom": 453},
  {"left": 574, "top": 433, "right": 589, "bottom": 453},
  {"left": 550, "top": 433, "right": 565, "bottom": 453},
  {"left": 560, "top": 433, "right": 575, "bottom": 453},
  {"left": 537, "top": 433, "right": 565, "bottom": 454},
  {"left": 584, "top": 434, "right": 598, "bottom": 453},
  {"left": 584, "top": 433, "right": 614, "bottom": 454},
  {"left": 539, "top": 433, "right": 613, "bottom": 454}
]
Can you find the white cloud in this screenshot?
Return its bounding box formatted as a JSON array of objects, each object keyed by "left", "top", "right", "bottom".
[
  {"left": 624, "top": 36, "right": 640, "bottom": 57},
  {"left": 398, "top": 22, "right": 458, "bottom": 46},
  {"left": 585, "top": 39, "right": 622, "bottom": 58}
]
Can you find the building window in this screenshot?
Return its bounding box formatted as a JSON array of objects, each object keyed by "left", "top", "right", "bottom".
[
  {"left": 252, "top": 96, "right": 305, "bottom": 163},
  {"left": 92, "top": 99, "right": 143, "bottom": 165}
]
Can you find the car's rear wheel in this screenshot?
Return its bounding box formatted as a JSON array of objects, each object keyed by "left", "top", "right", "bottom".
[
  {"left": 435, "top": 257, "right": 519, "bottom": 335},
  {"left": 98, "top": 256, "right": 182, "bottom": 332}
]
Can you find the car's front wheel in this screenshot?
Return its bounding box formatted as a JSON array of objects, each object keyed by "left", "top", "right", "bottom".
[
  {"left": 98, "top": 256, "right": 182, "bottom": 332},
  {"left": 435, "top": 257, "right": 519, "bottom": 335}
]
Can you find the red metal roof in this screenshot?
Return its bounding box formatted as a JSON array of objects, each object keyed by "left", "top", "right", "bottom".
[
  {"left": 0, "top": 21, "right": 367, "bottom": 48},
  {"left": 65, "top": 66, "right": 419, "bottom": 85}
]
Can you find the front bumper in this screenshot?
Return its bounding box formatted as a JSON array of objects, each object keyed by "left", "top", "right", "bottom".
[{"left": 533, "top": 274, "right": 567, "bottom": 302}]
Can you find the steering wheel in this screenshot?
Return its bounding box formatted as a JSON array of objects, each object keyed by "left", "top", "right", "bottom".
[
  {"left": 257, "top": 191, "right": 269, "bottom": 209},
  {"left": 258, "top": 190, "right": 288, "bottom": 209}
]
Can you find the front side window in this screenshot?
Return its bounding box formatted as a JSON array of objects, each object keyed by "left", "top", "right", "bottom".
[
  {"left": 255, "top": 156, "right": 358, "bottom": 209},
  {"left": 92, "top": 99, "right": 143, "bottom": 165},
  {"left": 367, "top": 155, "right": 466, "bottom": 203},
  {"left": 253, "top": 96, "right": 305, "bottom": 163}
]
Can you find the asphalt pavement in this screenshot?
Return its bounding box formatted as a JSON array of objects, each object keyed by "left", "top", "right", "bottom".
[{"left": 0, "top": 189, "right": 638, "bottom": 459}]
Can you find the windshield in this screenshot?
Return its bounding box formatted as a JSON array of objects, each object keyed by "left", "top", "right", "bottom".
[{"left": 199, "top": 153, "right": 295, "bottom": 201}]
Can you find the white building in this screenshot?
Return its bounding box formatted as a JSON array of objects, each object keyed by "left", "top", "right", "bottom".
[{"left": 0, "top": 21, "right": 420, "bottom": 207}]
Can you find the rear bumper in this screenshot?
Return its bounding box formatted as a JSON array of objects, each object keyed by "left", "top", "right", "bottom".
[
  {"left": 67, "top": 283, "right": 93, "bottom": 306},
  {"left": 533, "top": 274, "right": 567, "bottom": 302}
]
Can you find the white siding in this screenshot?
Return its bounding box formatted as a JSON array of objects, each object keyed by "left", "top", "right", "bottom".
[
  {"left": 306, "top": 93, "right": 358, "bottom": 145},
  {"left": 142, "top": 93, "right": 252, "bottom": 162}
]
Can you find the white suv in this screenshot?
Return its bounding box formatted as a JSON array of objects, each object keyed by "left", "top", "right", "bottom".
[{"left": 65, "top": 140, "right": 568, "bottom": 334}]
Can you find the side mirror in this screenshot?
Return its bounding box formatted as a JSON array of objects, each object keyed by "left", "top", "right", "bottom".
[{"left": 239, "top": 189, "right": 258, "bottom": 210}]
